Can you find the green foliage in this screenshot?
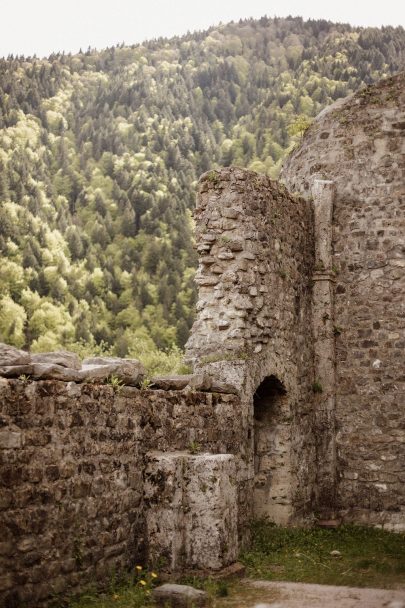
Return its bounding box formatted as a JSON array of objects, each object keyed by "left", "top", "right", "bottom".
[
  {"left": 312, "top": 380, "right": 323, "bottom": 394},
  {"left": 127, "top": 334, "right": 188, "bottom": 376},
  {"left": 241, "top": 520, "right": 405, "bottom": 588},
  {"left": 17, "top": 374, "right": 31, "bottom": 384},
  {"left": 177, "top": 575, "right": 230, "bottom": 600},
  {"left": 0, "top": 295, "right": 27, "bottom": 347},
  {"left": 139, "top": 377, "right": 152, "bottom": 390},
  {"left": 104, "top": 374, "right": 124, "bottom": 392},
  {"left": 0, "top": 18, "right": 403, "bottom": 359},
  {"left": 69, "top": 566, "right": 158, "bottom": 608},
  {"left": 188, "top": 440, "right": 201, "bottom": 454},
  {"left": 287, "top": 114, "right": 313, "bottom": 138},
  {"left": 205, "top": 170, "right": 221, "bottom": 185}
]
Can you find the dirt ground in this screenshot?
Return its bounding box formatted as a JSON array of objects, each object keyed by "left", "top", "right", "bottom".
[{"left": 217, "top": 580, "right": 405, "bottom": 608}]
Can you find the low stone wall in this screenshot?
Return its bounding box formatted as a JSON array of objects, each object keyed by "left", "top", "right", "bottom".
[{"left": 0, "top": 376, "right": 243, "bottom": 607}]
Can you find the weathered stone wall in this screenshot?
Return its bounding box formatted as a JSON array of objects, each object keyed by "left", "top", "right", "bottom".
[
  {"left": 186, "top": 167, "right": 316, "bottom": 524},
  {"left": 282, "top": 73, "right": 405, "bottom": 530},
  {"left": 0, "top": 377, "right": 243, "bottom": 607},
  {"left": 2, "top": 73, "right": 404, "bottom": 608}
]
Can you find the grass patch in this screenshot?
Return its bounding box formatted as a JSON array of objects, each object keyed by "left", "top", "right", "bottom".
[
  {"left": 68, "top": 573, "right": 230, "bottom": 608},
  {"left": 67, "top": 524, "right": 405, "bottom": 607},
  {"left": 241, "top": 520, "right": 405, "bottom": 588},
  {"left": 178, "top": 575, "right": 230, "bottom": 598},
  {"left": 67, "top": 568, "right": 157, "bottom": 608}
]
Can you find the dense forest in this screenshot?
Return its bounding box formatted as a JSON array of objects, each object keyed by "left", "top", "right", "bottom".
[{"left": 0, "top": 16, "right": 404, "bottom": 372}]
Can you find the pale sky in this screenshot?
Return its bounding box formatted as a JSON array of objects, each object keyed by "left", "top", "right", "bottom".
[{"left": 0, "top": 0, "right": 404, "bottom": 58}]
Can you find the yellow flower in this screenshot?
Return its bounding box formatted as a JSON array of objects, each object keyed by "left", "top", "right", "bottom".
[
  {"left": 112, "top": 594, "right": 119, "bottom": 600},
  {"left": 135, "top": 565, "right": 142, "bottom": 571},
  {"left": 151, "top": 572, "right": 158, "bottom": 578},
  {"left": 139, "top": 580, "right": 147, "bottom": 586}
]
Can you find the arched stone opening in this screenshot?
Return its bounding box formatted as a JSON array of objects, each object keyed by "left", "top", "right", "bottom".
[{"left": 253, "top": 375, "right": 292, "bottom": 524}]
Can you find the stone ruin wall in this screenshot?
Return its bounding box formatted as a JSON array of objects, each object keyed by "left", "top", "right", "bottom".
[
  {"left": 0, "top": 374, "right": 244, "bottom": 607},
  {"left": 282, "top": 73, "right": 405, "bottom": 530},
  {"left": 1, "top": 73, "right": 404, "bottom": 608},
  {"left": 0, "top": 167, "right": 319, "bottom": 606},
  {"left": 186, "top": 167, "right": 317, "bottom": 525}
]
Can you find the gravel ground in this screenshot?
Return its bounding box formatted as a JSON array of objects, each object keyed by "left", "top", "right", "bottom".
[{"left": 246, "top": 580, "right": 405, "bottom": 608}]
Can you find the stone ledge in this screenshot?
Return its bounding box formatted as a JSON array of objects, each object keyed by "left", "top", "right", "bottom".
[
  {"left": 0, "top": 344, "right": 145, "bottom": 385},
  {"left": 0, "top": 343, "right": 238, "bottom": 395}
]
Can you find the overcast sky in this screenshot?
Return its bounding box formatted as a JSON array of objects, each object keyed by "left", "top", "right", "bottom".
[{"left": 1, "top": 0, "right": 404, "bottom": 58}]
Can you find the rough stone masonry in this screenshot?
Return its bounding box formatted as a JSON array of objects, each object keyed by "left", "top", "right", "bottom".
[
  {"left": 0, "top": 358, "right": 243, "bottom": 607},
  {"left": 187, "top": 73, "right": 404, "bottom": 531},
  {"left": 0, "top": 73, "right": 404, "bottom": 607},
  {"left": 282, "top": 72, "right": 405, "bottom": 530}
]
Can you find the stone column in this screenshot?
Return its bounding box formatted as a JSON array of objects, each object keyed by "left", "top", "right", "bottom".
[{"left": 311, "top": 179, "right": 337, "bottom": 512}]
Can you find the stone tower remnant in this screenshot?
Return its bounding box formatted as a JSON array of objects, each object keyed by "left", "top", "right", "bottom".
[{"left": 186, "top": 72, "right": 405, "bottom": 530}]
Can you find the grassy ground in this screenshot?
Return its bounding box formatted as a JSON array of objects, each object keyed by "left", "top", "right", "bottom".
[
  {"left": 67, "top": 568, "right": 156, "bottom": 608},
  {"left": 241, "top": 521, "right": 405, "bottom": 589},
  {"left": 67, "top": 524, "right": 405, "bottom": 607}
]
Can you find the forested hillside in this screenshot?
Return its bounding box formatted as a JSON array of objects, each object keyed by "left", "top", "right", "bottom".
[{"left": 0, "top": 16, "right": 404, "bottom": 371}]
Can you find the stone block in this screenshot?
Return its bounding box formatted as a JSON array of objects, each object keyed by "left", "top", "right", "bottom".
[
  {"left": 186, "top": 374, "right": 212, "bottom": 391},
  {"left": 81, "top": 357, "right": 145, "bottom": 385},
  {"left": 32, "top": 364, "right": 82, "bottom": 382},
  {"left": 218, "top": 251, "right": 235, "bottom": 260},
  {"left": 144, "top": 451, "right": 185, "bottom": 571},
  {"left": 195, "top": 275, "right": 220, "bottom": 286},
  {"left": 184, "top": 453, "right": 238, "bottom": 570},
  {"left": 31, "top": 351, "right": 81, "bottom": 370},
  {"left": 0, "top": 365, "right": 34, "bottom": 378},
  {"left": 196, "top": 360, "right": 246, "bottom": 392},
  {"left": 0, "top": 343, "right": 31, "bottom": 366},
  {"left": 152, "top": 584, "right": 208, "bottom": 607},
  {"left": 227, "top": 239, "right": 244, "bottom": 251},
  {"left": 210, "top": 380, "right": 239, "bottom": 395},
  {"left": 145, "top": 452, "right": 238, "bottom": 572},
  {"left": 0, "top": 430, "right": 23, "bottom": 449},
  {"left": 0, "top": 573, "right": 13, "bottom": 591},
  {"left": 150, "top": 375, "right": 193, "bottom": 390}
]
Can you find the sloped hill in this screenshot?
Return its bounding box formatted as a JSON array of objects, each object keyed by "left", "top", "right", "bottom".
[{"left": 0, "top": 16, "right": 404, "bottom": 369}]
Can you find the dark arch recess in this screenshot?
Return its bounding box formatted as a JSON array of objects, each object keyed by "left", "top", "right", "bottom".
[
  {"left": 253, "top": 374, "right": 290, "bottom": 523},
  {"left": 254, "top": 375, "right": 287, "bottom": 420}
]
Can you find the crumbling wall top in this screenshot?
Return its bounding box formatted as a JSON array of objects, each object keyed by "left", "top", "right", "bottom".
[{"left": 186, "top": 166, "right": 314, "bottom": 396}]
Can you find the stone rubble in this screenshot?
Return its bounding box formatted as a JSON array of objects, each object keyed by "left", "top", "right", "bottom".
[
  {"left": 0, "top": 344, "right": 239, "bottom": 393},
  {"left": 150, "top": 374, "right": 194, "bottom": 390},
  {"left": 81, "top": 356, "right": 145, "bottom": 385},
  {"left": 31, "top": 350, "right": 81, "bottom": 369},
  {"left": 0, "top": 343, "right": 31, "bottom": 367},
  {"left": 152, "top": 583, "right": 209, "bottom": 607},
  {"left": 31, "top": 362, "right": 82, "bottom": 382}
]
